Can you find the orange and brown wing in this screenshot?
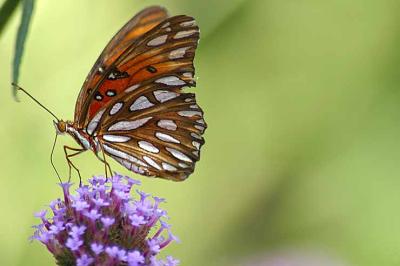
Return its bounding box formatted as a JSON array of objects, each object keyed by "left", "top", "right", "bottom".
[
  {"left": 74, "top": 6, "right": 169, "bottom": 126},
  {"left": 96, "top": 82, "right": 206, "bottom": 181},
  {"left": 75, "top": 8, "right": 205, "bottom": 181}
]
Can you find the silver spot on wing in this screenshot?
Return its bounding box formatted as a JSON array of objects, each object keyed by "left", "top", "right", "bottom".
[
  {"left": 130, "top": 96, "right": 154, "bottom": 111},
  {"left": 155, "top": 132, "right": 180, "bottom": 144},
  {"left": 169, "top": 47, "right": 190, "bottom": 59},
  {"left": 162, "top": 162, "right": 177, "bottom": 171},
  {"left": 166, "top": 147, "right": 192, "bottom": 163},
  {"left": 174, "top": 29, "right": 197, "bottom": 39},
  {"left": 109, "top": 102, "right": 123, "bottom": 115},
  {"left": 155, "top": 76, "right": 186, "bottom": 86},
  {"left": 102, "top": 135, "right": 131, "bottom": 143},
  {"left": 180, "top": 20, "right": 197, "bottom": 27},
  {"left": 192, "top": 141, "right": 200, "bottom": 150},
  {"left": 157, "top": 120, "right": 177, "bottom": 131},
  {"left": 143, "top": 156, "right": 161, "bottom": 170},
  {"left": 147, "top": 35, "right": 168, "bottom": 46},
  {"left": 87, "top": 109, "right": 106, "bottom": 135},
  {"left": 138, "top": 141, "right": 159, "bottom": 153},
  {"left": 177, "top": 110, "right": 202, "bottom": 117},
  {"left": 153, "top": 90, "right": 179, "bottom": 103},
  {"left": 103, "top": 144, "right": 147, "bottom": 167},
  {"left": 108, "top": 117, "right": 152, "bottom": 131}
]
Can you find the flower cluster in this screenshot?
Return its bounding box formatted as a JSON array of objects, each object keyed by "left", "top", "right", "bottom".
[{"left": 31, "top": 174, "right": 179, "bottom": 266}]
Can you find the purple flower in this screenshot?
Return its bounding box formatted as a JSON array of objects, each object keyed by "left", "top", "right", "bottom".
[
  {"left": 105, "top": 246, "right": 127, "bottom": 261},
  {"left": 65, "top": 237, "right": 83, "bottom": 251},
  {"left": 127, "top": 250, "right": 145, "bottom": 266},
  {"left": 76, "top": 254, "right": 94, "bottom": 266},
  {"left": 101, "top": 217, "right": 115, "bottom": 228},
  {"left": 34, "top": 210, "right": 47, "bottom": 220},
  {"left": 165, "top": 256, "right": 180, "bottom": 266},
  {"left": 31, "top": 173, "right": 179, "bottom": 265},
  {"left": 83, "top": 209, "right": 101, "bottom": 221},
  {"left": 91, "top": 243, "right": 104, "bottom": 255},
  {"left": 68, "top": 225, "right": 86, "bottom": 239},
  {"left": 71, "top": 199, "right": 89, "bottom": 211},
  {"left": 129, "top": 214, "right": 146, "bottom": 227}
]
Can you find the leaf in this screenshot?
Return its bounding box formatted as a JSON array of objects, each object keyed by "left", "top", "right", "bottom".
[
  {"left": 0, "top": 0, "right": 21, "bottom": 36},
  {"left": 12, "top": 0, "right": 34, "bottom": 101}
]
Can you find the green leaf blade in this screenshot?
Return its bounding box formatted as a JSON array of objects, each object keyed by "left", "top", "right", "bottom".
[{"left": 12, "top": 0, "right": 34, "bottom": 100}]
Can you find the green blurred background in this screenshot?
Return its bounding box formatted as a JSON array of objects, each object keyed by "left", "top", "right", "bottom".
[{"left": 1, "top": 0, "right": 400, "bottom": 265}]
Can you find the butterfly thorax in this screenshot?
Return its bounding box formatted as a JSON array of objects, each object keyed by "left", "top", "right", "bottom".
[{"left": 55, "top": 120, "right": 99, "bottom": 152}]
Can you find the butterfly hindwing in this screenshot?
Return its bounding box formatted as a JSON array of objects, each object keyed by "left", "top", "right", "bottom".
[{"left": 97, "top": 85, "right": 205, "bottom": 181}]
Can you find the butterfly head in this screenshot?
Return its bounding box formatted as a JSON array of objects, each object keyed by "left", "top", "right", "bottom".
[{"left": 54, "top": 120, "right": 72, "bottom": 135}]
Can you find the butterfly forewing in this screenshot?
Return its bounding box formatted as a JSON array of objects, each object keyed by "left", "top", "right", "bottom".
[
  {"left": 75, "top": 6, "right": 169, "bottom": 126},
  {"left": 74, "top": 7, "right": 206, "bottom": 181}
]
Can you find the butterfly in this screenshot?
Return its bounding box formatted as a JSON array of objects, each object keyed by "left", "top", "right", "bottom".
[{"left": 46, "top": 6, "right": 206, "bottom": 182}]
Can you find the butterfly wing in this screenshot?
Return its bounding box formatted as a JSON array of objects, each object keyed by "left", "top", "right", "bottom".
[
  {"left": 74, "top": 6, "right": 169, "bottom": 126},
  {"left": 97, "top": 84, "right": 205, "bottom": 181},
  {"left": 75, "top": 9, "right": 205, "bottom": 181}
]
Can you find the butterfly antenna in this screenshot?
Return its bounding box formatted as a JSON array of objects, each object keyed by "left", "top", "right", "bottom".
[
  {"left": 12, "top": 83, "right": 60, "bottom": 122},
  {"left": 50, "top": 133, "right": 62, "bottom": 183}
]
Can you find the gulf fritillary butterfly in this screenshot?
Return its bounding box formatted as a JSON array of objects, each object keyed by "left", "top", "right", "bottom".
[{"left": 25, "top": 6, "right": 206, "bottom": 182}]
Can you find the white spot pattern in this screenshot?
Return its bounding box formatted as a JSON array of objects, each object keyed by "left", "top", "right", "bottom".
[
  {"left": 157, "top": 120, "right": 177, "bottom": 131},
  {"left": 87, "top": 109, "right": 105, "bottom": 135},
  {"left": 180, "top": 20, "right": 197, "bottom": 27},
  {"left": 183, "top": 72, "right": 193, "bottom": 78},
  {"left": 143, "top": 156, "right": 161, "bottom": 170},
  {"left": 169, "top": 47, "right": 190, "bottom": 59},
  {"left": 166, "top": 147, "right": 192, "bottom": 163},
  {"left": 102, "top": 135, "right": 131, "bottom": 143},
  {"left": 155, "top": 132, "right": 180, "bottom": 143},
  {"left": 153, "top": 90, "right": 179, "bottom": 103},
  {"left": 147, "top": 35, "right": 168, "bottom": 46},
  {"left": 191, "top": 132, "right": 202, "bottom": 140},
  {"left": 179, "top": 162, "right": 189, "bottom": 168},
  {"left": 195, "top": 125, "right": 205, "bottom": 132},
  {"left": 192, "top": 141, "right": 200, "bottom": 150},
  {"left": 178, "top": 110, "right": 202, "bottom": 117},
  {"left": 130, "top": 96, "right": 154, "bottom": 111},
  {"left": 106, "top": 90, "right": 116, "bottom": 97},
  {"left": 155, "top": 76, "right": 186, "bottom": 86},
  {"left": 162, "top": 162, "right": 177, "bottom": 171},
  {"left": 108, "top": 117, "right": 152, "bottom": 131},
  {"left": 138, "top": 141, "right": 159, "bottom": 153},
  {"left": 174, "top": 29, "right": 197, "bottom": 39},
  {"left": 103, "top": 144, "right": 147, "bottom": 167},
  {"left": 109, "top": 102, "right": 123, "bottom": 115}
]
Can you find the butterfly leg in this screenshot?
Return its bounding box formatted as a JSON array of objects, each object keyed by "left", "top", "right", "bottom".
[
  {"left": 63, "top": 145, "right": 85, "bottom": 186},
  {"left": 96, "top": 143, "right": 113, "bottom": 179}
]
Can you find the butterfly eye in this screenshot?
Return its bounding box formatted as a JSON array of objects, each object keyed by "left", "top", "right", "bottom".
[{"left": 146, "top": 66, "right": 157, "bottom": 73}]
